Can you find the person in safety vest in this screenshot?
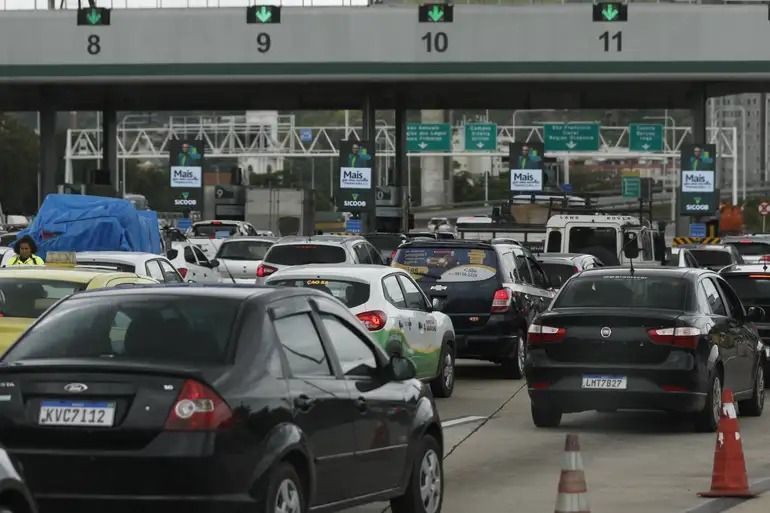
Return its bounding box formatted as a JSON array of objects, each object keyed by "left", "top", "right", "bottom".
[{"left": 6, "top": 236, "right": 44, "bottom": 266}]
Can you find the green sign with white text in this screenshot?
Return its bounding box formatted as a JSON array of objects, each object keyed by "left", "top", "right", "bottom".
[
  {"left": 465, "top": 123, "right": 497, "bottom": 151},
  {"left": 544, "top": 123, "right": 600, "bottom": 151},
  {"left": 407, "top": 123, "right": 452, "bottom": 152},
  {"left": 629, "top": 123, "right": 663, "bottom": 152}
]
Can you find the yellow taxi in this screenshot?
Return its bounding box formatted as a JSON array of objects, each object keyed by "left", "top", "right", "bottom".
[{"left": 0, "top": 253, "right": 157, "bottom": 353}]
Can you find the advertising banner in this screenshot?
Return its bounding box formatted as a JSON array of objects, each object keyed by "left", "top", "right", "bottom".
[
  {"left": 168, "top": 139, "right": 204, "bottom": 212},
  {"left": 336, "top": 140, "right": 375, "bottom": 212},
  {"left": 510, "top": 142, "right": 545, "bottom": 193},
  {"left": 680, "top": 144, "right": 717, "bottom": 216}
]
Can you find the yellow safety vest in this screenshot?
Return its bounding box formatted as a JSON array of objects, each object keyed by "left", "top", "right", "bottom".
[{"left": 7, "top": 255, "right": 44, "bottom": 266}]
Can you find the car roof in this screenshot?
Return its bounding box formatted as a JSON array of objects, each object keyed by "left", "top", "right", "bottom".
[
  {"left": 400, "top": 239, "right": 494, "bottom": 250},
  {"left": 266, "top": 264, "right": 402, "bottom": 281},
  {"left": 76, "top": 252, "right": 164, "bottom": 263},
  {"left": 676, "top": 245, "right": 731, "bottom": 251},
  {"left": 193, "top": 220, "right": 244, "bottom": 226},
  {"left": 578, "top": 266, "right": 710, "bottom": 279},
  {"left": 720, "top": 264, "right": 770, "bottom": 274},
  {"left": 537, "top": 253, "right": 591, "bottom": 260},
  {"left": 220, "top": 236, "right": 277, "bottom": 243},
  {"left": 0, "top": 266, "right": 145, "bottom": 283},
  {"left": 275, "top": 235, "right": 363, "bottom": 245},
  {"left": 69, "top": 283, "right": 330, "bottom": 303}
]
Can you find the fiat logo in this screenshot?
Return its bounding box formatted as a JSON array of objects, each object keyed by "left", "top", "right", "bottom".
[
  {"left": 600, "top": 327, "right": 612, "bottom": 339},
  {"left": 64, "top": 383, "right": 88, "bottom": 393}
]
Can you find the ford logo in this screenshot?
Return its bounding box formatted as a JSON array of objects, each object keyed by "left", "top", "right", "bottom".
[
  {"left": 600, "top": 327, "right": 612, "bottom": 339},
  {"left": 64, "top": 383, "right": 88, "bottom": 393}
]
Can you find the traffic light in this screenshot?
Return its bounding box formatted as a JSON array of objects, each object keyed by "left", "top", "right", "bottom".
[
  {"left": 247, "top": 5, "right": 281, "bottom": 24},
  {"left": 592, "top": 2, "right": 627, "bottom": 22},
  {"left": 77, "top": 7, "right": 111, "bottom": 26},
  {"left": 419, "top": 4, "right": 454, "bottom": 23}
]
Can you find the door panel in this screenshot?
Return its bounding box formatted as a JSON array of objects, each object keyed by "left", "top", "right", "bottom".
[
  {"left": 701, "top": 278, "right": 741, "bottom": 391},
  {"left": 397, "top": 275, "right": 440, "bottom": 377}
]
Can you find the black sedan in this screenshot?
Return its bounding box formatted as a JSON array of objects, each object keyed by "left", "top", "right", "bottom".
[
  {"left": 0, "top": 286, "right": 444, "bottom": 513},
  {"left": 525, "top": 267, "right": 765, "bottom": 432}
]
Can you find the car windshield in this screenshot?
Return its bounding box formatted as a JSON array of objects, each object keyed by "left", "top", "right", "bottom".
[
  {"left": 689, "top": 250, "right": 733, "bottom": 267},
  {"left": 0, "top": 279, "right": 86, "bottom": 318},
  {"left": 265, "top": 244, "right": 347, "bottom": 265},
  {"left": 270, "top": 278, "right": 370, "bottom": 308},
  {"left": 726, "top": 242, "right": 770, "bottom": 257},
  {"left": 217, "top": 240, "right": 273, "bottom": 261},
  {"left": 394, "top": 247, "right": 498, "bottom": 282},
  {"left": 554, "top": 275, "right": 690, "bottom": 310},
  {"left": 539, "top": 262, "right": 578, "bottom": 288},
  {"left": 4, "top": 295, "right": 240, "bottom": 364},
  {"left": 722, "top": 274, "right": 770, "bottom": 307},
  {"left": 192, "top": 224, "right": 237, "bottom": 237}
]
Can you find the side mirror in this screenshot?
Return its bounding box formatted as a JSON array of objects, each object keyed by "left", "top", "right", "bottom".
[
  {"left": 209, "top": 259, "right": 220, "bottom": 268},
  {"left": 747, "top": 306, "right": 765, "bottom": 323},
  {"left": 431, "top": 297, "right": 445, "bottom": 312},
  {"left": 622, "top": 232, "right": 640, "bottom": 260},
  {"left": 387, "top": 355, "right": 417, "bottom": 381},
  {"left": 167, "top": 249, "right": 179, "bottom": 260}
]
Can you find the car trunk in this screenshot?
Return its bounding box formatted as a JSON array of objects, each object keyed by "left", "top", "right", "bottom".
[
  {"left": 220, "top": 259, "right": 261, "bottom": 281},
  {"left": 537, "top": 309, "right": 684, "bottom": 364},
  {"left": 425, "top": 277, "right": 501, "bottom": 332}
]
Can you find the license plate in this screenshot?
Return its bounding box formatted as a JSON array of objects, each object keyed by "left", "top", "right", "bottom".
[
  {"left": 581, "top": 375, "right": 627, "bottom": 390},
  {"left": 38, "top": 400, "right": 116, "bottom": 427}
]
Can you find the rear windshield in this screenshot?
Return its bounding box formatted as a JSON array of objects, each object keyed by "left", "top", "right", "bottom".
[
  {"left": 394, "top": 247, "right": 498, "bottom": 282},
  {"left": 265, "top": 244, "right": 347, "bottom": 265},
  {"left": 554, "top": 275, "right": 689, "bottom": 310},
  {"left": 568, "top": 227, "right": 617, "bottom": 255},
  {"left": 365, "top": 235, "right": 405, "bottom": 251},
  {"left": 689, "top": 250, "right": 733, "bottom": 267},
  {"left": 723, "top": 275, "right": 770, "bottom": 307},
  {"left": 4, "top": 295, "right": 239, "bottom": 364},
  {"left": 217, "top": 240, "right": 273, "bottom": 261},
  {"left": 270, "top": 279, "right": 370, "bottom": 308},
  {"left": 192, "top": 224, "right": 237, "bottom": 238},
  {"left": 726, "top": 242, "right": 770, "bottom": 256},
  {"left": 0, "top": 279, "right": 86, "bottom": 318},
  {"left": 539, "top": 262, "right": 578, "bottom": 289}
]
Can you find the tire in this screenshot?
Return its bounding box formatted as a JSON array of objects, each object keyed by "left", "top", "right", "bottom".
[
  {"left": 430, "top": 342, "right": 455, "bottom": 399},
  {"left": 531, "top": 401, "right": 562, "bottom": 428},
  {"left": 391, "top": 435, "right": 443, "bottom": 513},
  {"left": 694, "top": 373, "right": 722, "bottom": 433},
  {"left": 739, "top": 364, "right": 765, "bottom": 417},
  {"left": 500, "top": 332, "right": 526, "bottom": 380},
  {"left": 263, "top": 462, "right": 306, "bottom": 513}
]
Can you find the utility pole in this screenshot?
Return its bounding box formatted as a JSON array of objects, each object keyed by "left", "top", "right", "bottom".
[{"left": 762, "top": 93, "right": 767, "bottom": 184}]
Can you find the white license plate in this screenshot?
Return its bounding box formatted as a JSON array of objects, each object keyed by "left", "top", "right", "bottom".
[
  {"left": 38, "top": 400, "right": 116, "bottom": 427},
  {"left": 581, "top": 375, "right": 627, "bottom": 390}
]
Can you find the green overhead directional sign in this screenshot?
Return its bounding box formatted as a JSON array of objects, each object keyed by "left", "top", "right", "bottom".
[
  {"left": 465, "top": 123, "right": 497, "bottom": 151},
  {"left": 629, "top": 123, "right": 663, "bottom": 152},
  {"left": 407, "top": 123, "right": 452, "bottom": 152},
  {"left": 419, "top": 4, "right": 454, "bottom": 23},
  {"left": 622, "top": 176, "right": 641, "bottom": 198},
  {"left": 77, "top": 7, "right": 111, "bottom": 26},
  {"left": 247, "top": 5, "right": 282, "bottom": 24},
  {"left": 544, "top": 123, "right": 600, "bottom": 151}
]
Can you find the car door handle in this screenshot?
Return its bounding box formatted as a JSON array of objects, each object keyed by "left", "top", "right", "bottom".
[
  {"left": 355, "top": 397, "right": 368, "bottom": 412},
  {"left": 418, "top": 322, "right": 424, "bottom": 330},
  {"left": 294, "top": 394, "right": 315, "bottom": 412}
]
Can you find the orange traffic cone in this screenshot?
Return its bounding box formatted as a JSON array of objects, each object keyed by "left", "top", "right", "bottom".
[
  {"left": 555, "top": 434, "right": 590, "bottom": 513},
  {"left": 699, "top": 389, "right": 755, "bottom": 498}
]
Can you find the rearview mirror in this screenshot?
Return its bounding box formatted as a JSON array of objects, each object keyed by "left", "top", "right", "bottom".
[
  {"left": 747, "top": 306, "right": 765, "bottom": 323},
  {"left": 387, "top": 355, "right": 417, "bottom": 381},
  {"left": 622, "top": 232, "right": 640, "bottom": 260}
]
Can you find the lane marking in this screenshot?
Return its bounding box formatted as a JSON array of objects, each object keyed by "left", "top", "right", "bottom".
[
  {"left": 683, "top": 477, "right": 770, "bottom": 513},
  {"left": 441, "top": 415, "right": 487, "bottom": 428}
]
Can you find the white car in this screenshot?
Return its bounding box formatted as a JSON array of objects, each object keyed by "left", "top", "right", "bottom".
[
  {"left": 188, "top": 220, "right": 260, "bottom": 239},
  {"left": 167, "top": 242, "right": 222, "bottom": 283},
  {"left": 266, "top": 264, "right": 457, "bottom": 397},
  {"left": 76, "top": 252, "right": 184, "bottom": 284},
  {"left": 187, "top": 238, "right": 223, "bottom": 260},
  {"left": 215, "top": 236, "right": 276, "bottom": 284}
]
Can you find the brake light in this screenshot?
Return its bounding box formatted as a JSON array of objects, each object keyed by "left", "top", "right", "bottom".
[
  {"left": 760, "top": 255, "right": 770, "bottom": 263},
  {"left": 356, "top": 310, "right": 387, "bottom": 331},
  {"left": 647, "top": 327, "right": 702, "bottom": 349},
  {"left": 749, "top": 275, "right": 770, "bottom": 279},
  {"left": 491, "top": 289, "right": 512, "bottom": 313},
  {"left": 178, "top": 267, "right": 188, "bottom": 279},
  {"left": 164, "top": 379, "right": 233, "bottom": 431},
  {"left": 211, "top": 221, "right": 222, "bottom": 225},
  {"left": 573, "top": 266, "right": 580, "bottom": 274},
  {"left": 257, "top": 263, "right": 277, "bottom": 278},
  {"left": 528, "top": 324, "right": 566, "bottom": 345},
  {"left": 661, "top": 384, "right": 690, "bottom": 393},
  {"left": 390, "top": 249, "right": 397, "bottom": 262}
]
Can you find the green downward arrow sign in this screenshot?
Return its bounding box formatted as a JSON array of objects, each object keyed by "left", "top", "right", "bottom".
[
  {"left": 86, "top": 8, "right": 102, "bottom": 25},
  {"left": 255, "top": 6, "right": 272, "bottom": 23},
  {"left": 427, "top": 5, "right": 444, "bottom": 22},
  {"left": 601, "top": 4, "right": 619, "bottom": 21}
]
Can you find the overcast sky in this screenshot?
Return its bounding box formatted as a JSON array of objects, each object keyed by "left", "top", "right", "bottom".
[{"left": 3, "top": 0, "right": 367, "bottom": 8}]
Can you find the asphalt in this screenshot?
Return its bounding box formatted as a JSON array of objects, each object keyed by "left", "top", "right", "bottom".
[{"left": 346, "top": 360, "right": 770, "bottom": 513}]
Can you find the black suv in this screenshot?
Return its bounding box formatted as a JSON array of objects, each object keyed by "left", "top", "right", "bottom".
[{"left": 393, "top": 240, "right": 555, "bottom": 378}]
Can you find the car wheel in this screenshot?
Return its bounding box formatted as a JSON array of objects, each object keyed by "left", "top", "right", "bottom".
[
  {"left": 531, "top": 401, "right": 562, "bottom": 428},
  {"left": 500, "top": 332, "right": 525, "bottom": 380},
  {"left": 264, "top": 462, "right": 306, "bottom": 513},
  {"left": 391, "top": 435, "right": 443, "bottom": 513},
  {"left": 430, "top": 342, "right": 455, "bottom": 399},
  {"left": 739, "top": 364, "right": 765, "bottom": 417},
  {"left": 694, "top": 373, "right": 722, "bottom": 433}
]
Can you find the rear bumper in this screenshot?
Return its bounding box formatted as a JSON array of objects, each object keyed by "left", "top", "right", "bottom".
[
  {"left": 528, "top": 389, "right": 706, "bottom": 413},
  {"left": 454, "top": 314, "right": 519, "bottom": 360},
  {"left": 34, "top": 493, "right": 255, "bottom": 513}
]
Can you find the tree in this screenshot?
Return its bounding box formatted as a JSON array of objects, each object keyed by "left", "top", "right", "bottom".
[{"left": 0, "top": 114, "right": 39, "bottom": 214}]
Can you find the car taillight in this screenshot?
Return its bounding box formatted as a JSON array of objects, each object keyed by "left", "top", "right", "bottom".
[
  {"left": 257, "top": 263, "right": 277, "bottom": 278},
  {"left": 647, "top": 327, "right": 702, "bottom": 349},
  {"left": 528, "top": 324, "right": 566, "bottom": 345},
  {"left": 164, "top": 379, "right": 233, "bottom": 431},
  {"left": 390, "top": 249, "right": 397, "bottom": 261},
  {"left": 491, "top": 288, "right": 512, "bottom": 313},
  {"left": 759, "top": 255, "right": 770, "bottom": 263},
  {"left": 178, "top": 267, "right": 188, "bottom": 279},
  {"left": 356, "top": 310, "right": 387, "bottom": 331}
]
